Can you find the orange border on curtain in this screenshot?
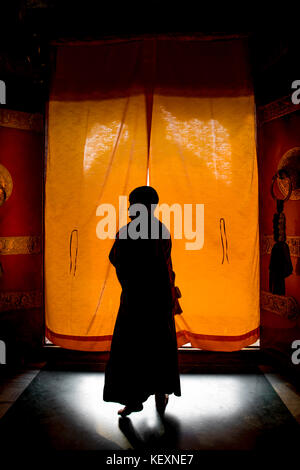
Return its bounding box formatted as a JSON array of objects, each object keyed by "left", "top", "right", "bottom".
[{"left": 45, "top": 326, "right": 259, "bottom": 352}]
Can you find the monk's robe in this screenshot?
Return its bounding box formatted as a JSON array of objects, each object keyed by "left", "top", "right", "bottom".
[{"left": 103, "top": 217, "right": 181, "bottom": 406}]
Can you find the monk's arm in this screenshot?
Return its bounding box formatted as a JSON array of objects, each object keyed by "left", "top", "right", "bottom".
[
  {"left": 162, "top": 237, "right": 183, "bottom": 315},
  {"left": 108, "top": 232, "right": 120, "bottom": 267}
]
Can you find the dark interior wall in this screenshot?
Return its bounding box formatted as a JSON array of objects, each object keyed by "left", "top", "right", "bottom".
[
  {"left": 258, "top": 109, "right": 300, "bottom": 367},
  {"left": 0, "top": 113, "right": 44, "bottom": 365},
  {"left": 252, "top": 31, "right": 300, "bottom": 374}
]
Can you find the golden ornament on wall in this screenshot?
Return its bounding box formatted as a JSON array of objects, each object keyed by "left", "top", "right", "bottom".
[
  {"left": 0, "top": 164, "right": 13, "bottom": 206},
  {"left": 277, "top": 147, "right": 300, "bottom": 201}
]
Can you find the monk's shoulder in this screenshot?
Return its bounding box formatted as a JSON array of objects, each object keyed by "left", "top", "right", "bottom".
[
  {"left": 158, "top": 220, "right": 171, "bottom": 240},
  {"left": 116, "top": 223, "right": 131, "bottom": 240}
]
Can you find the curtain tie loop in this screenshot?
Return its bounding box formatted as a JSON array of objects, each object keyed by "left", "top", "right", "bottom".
[
  {"left": 69, "top": 229, "right": 78, "bottom": 276},
  {"left": 220, "top": 218, "right": 229, "bottom": 264}
]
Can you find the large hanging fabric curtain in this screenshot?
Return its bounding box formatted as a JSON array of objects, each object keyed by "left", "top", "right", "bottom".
[
  {"left": 149, "top": 40, "right": 260, "bottom": 350},
  {"left": 45, "top": 38, "right": 259, "bottom": 351},
  {"left": 45, "top": 42, "right": 150, "bottom": 350}
]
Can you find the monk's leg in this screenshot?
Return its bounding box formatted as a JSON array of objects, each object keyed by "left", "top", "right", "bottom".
[
  {"left": 155, "top": 393, "right": 169, "bottom": 414},
  {"left": 118, "top": 400, "right": 143, "bottom": 416}
]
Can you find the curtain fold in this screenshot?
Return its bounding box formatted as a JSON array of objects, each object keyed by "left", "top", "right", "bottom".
[{"left": 46, "top": 39, "right": 259, "bottom": 351}]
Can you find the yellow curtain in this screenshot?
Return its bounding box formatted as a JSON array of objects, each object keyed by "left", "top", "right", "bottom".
[
  {"left": 45, "top": 39, "right": 259, "bottom": 351},
  {"left": 45, "top": 43, "right": 149, "bottom": 350},
  {"left": 150, "top": 40, "right": 259, "bottom": 350}
]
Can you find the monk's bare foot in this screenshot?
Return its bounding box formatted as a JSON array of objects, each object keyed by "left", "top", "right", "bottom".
[
  {"left": 118, "top": 403, "right": 143, "bottom": 417},
  {"left": 155, "top": 393, "right": 169, "bottom": 414}
]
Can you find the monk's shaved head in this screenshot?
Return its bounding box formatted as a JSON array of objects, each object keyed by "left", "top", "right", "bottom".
[{"left": 129, "top": 186, "right": 159, "bottom": 208}]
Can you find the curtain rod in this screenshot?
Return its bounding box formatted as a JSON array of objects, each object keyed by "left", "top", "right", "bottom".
[{"left": 50, "top": 33, "right": 251, "bottom": 46}]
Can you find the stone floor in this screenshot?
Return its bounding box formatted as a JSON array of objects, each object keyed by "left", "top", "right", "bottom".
[
  {"left": 0, "top": 355, "right": 300, "bottom": 465},
  {"left": 0, "top": 365, "right": 43, "bottom": 419}
]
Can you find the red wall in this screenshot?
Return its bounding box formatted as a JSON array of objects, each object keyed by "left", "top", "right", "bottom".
[
  {"left": 0, "top": 126, "right": 43, "bottom": 290},
  {"left": 258, "top": 110, "right": 300, "bottom": 360},
  {"left": 0, "top": 123, "right": 44, "bottom": 363}
]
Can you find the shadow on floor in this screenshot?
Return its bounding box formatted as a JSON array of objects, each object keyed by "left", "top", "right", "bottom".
[{"left": 119, "top": 412, "right": 181, "bottom": 450}]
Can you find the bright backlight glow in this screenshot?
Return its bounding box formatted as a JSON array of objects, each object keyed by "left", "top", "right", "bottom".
[{"left": 161, "top": 107, "right": 232, "bottom": 184}]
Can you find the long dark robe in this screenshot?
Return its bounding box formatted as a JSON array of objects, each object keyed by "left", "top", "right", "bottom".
[{"left": 103, "top": 217, "right": 181, "bottom": 406}]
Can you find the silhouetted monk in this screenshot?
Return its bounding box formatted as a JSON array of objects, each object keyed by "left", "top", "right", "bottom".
[{"left": 103, "top": 186, "right": 181, "bottom": 416}]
